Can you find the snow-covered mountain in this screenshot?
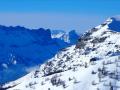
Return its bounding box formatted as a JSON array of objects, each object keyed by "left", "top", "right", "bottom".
[
  {"left": 0, "top": 26, "right": 77, "bottom": 84},
  {"left": 2, "top": 16, "right": 120, "bottom": 90},
  {"left": 51, "top": 30, "right": 79, "bottom": 45},
  {"left": 51, "top": 30, "right": 65, "bottom": 39}
]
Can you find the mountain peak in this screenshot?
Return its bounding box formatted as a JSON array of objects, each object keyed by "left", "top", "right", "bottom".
[{"left": 87, "top": 16, "right": 120, "bottom": 36}]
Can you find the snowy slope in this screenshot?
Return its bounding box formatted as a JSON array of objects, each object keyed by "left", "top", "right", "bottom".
[{"left": 2, "top": 16, "right": 120, "bottom": 90}]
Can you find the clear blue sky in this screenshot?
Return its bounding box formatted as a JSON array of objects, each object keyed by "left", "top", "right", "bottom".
[{"left": 0, "top": 0, "right": 120, "bottom": 33}]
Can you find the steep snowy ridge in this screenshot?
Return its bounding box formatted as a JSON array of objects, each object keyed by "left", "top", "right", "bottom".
[{"left": 2, "top": 17, "right": 120, "bottom": 90}]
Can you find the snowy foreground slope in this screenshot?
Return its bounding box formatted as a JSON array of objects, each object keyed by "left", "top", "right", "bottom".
[{"left": 2, "top": 17, "right": 120, "bottom": 90}]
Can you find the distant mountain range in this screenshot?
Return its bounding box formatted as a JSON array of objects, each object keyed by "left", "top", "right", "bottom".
[
  {"left": 0, "top": 26, "right": 79, "bottom": 84},
  {"left": 3, "top": 16, "right": 120, "bottom": 90},
  {"left": 51, "top": 30, "right": 79, "bottom": 45}
]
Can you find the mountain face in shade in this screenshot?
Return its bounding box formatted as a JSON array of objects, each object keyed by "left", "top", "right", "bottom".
[
  {"left": 68, "top": 30, "right": 79, "bottom": 44},
  {"left": 0, "top": 26, "right": 79, "bottom": 84},
  {"left": 3, "top": 16, "right": 120, "bottom": 90}
]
